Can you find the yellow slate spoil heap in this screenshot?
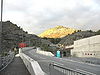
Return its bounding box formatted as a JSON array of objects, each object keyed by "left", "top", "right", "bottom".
[{"left": 38, "top": 25, "right": 78, "bottom": 38}]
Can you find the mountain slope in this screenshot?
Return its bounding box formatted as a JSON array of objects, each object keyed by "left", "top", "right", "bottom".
[
  {"left": 39, "top": 26, "right": 78, "bottom": 38},
  {"left": 59, "top": 31, "right": 96, "bottom": 45},
  {"left": 1, "top": 21, "right": 40, "bottom": 52}
]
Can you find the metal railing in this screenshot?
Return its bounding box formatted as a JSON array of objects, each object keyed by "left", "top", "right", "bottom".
[
  {"left": 0, "top": 52, "right": 15, "bottom": 71},
  {"left": 49, "top": 62, "right": 96, "bottom": 75}
]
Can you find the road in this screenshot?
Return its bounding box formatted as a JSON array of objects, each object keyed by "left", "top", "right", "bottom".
[
  {"left": 0, "top": 57, "right": 31, "bottom": 75},
  {"left": 23, "top": 48, "right": 100, "bottom": 75}
]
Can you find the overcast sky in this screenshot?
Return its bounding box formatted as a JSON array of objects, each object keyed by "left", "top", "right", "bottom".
[{"left": 1, "top": 0, "right": 100, "bottom": 34}]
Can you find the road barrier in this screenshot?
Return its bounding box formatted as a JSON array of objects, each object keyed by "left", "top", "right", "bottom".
[
  {"left": 19, "top": 48, "right": 46, "bottom": 75},
  {"left": 19, "top": 53, "right": 35, "bottom": 75},
  {"left": 36, "top": 49, "right": 54, "bottom": 56},
  {"left": 0, "top": 52, "right": 15, "bottom": 71},
  {"left": 49, "top": 62, "right": 96, "bottom": 75}
]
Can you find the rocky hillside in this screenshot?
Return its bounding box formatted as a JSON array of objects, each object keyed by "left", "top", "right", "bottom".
[
  {"left": 59, "top": 31, "right": 96, "bottom": 46},
  {"left": 0, "top": 21, "right": 53, "bottom": 53},
  {"left": 1, "top": 21, "right": 40, "bottom": 52},
  {"left": 39, "top": 26, "right": 78, "bottom": 38},
  {"left": 2, "top": 21, "right": 25, "bottom": 52}
]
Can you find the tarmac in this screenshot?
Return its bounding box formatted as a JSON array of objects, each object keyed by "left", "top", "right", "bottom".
[{"left": 0, "top": 55, "right": 30, "bottom": 75}]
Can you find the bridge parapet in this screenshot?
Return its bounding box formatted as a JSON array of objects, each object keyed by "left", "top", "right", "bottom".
[{"left": 19, "top": 48, "right": 46, "bottom": 75}]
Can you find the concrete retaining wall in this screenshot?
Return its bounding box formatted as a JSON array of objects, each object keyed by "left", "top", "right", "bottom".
[{"left": 72, "top": 35, "right": 100, "bottom": 58}]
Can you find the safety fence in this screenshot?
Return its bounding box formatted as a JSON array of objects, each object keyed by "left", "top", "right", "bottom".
[
  {"left": 0, "top": 52, "right": 15, "bottom": 71},
  {"left": 49, "top": 62, "right": 96, "bottom": 75}
]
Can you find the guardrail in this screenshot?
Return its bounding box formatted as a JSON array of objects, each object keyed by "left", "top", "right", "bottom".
[
  {"left": 0, "top": 52, "right": 15, "bottom": 71},
  {"left": 49, "top": 62, "right": 96, "bottom": 75}
]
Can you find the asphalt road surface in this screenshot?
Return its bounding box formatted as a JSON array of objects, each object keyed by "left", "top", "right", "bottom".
[{"left": 23, "top": 48, "right": 100, "bottom": 75}]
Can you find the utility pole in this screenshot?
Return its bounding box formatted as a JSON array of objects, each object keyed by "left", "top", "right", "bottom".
[{"left": 0, "top": 0, "right": 3, "bottom": 53}]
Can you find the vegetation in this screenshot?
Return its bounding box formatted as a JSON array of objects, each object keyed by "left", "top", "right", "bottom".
[
  {"left": 95, "top": 30, "right": 100, "bottom": 35},
  {"left": 0, "top": 52, "right": 8, "bottom": 56},
  {"left": 0, "top": 21, "right": 41, "bottom": 53},
  {"left": 1, "top": 21, "right": 100, "bottom": 54},
  {"left": 59, "top": 31, "right": 96, "bottom": 46},
  {"left": 42, "top": 37, "right": 61, "bottom": 44}
]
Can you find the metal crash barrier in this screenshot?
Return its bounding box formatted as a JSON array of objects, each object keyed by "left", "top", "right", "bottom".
[
  {"left": 0, "top": 52, "right": 15, "bottom": 71},
  {"left": 49, "top": 62, "right": 96, "bottom": 75}
]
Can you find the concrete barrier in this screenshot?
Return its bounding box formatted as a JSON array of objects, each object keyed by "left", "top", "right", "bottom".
[
  {"left": 36, "top": 50, "right": 54, "bottom": 56},
  {"left": 20, "top": 53, "right": 35, "bottom": 75},
  {"left": 19, "top": 48, "right": 46, "bottom": 75},
  {"left": 19, "top": 47, "right": 34, "bottom": 52}
]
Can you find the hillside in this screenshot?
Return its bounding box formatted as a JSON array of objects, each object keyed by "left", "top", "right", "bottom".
[
  {"left": 39, "top": 26, "right": 78, "bottom": 38},
  {"left": 59, "top": 31, "right": 96, "bottom": 46},
  {"left": 2, "top": 21, "right": 26, "bottom": 52},
  {"left": 1, "top": 21, "right": 40, "bottom": 52},
  {"left": 0, "top": 21, "right": 53, "bottom": 53}
]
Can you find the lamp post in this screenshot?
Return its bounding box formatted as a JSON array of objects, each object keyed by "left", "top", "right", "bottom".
[{"left": 0, "top": 0, "right": 3, "bottom": 53}]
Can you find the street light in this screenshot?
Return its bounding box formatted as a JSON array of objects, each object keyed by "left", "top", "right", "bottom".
[{"left": 0, "top": 0, "right": 3, "bottom": 53}]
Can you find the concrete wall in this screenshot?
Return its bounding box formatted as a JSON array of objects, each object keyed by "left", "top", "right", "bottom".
[
  {"left": 20, "top": 53, "right": 35, "bottom": 75},
  {"left": 71, "top": 35, "right": 100, "bottom": 58},
  {"left": 19, "top": 48, "right": 46, "bottom": 75},
  {"left": 36, "top": 49, "right": 54, "bottom": 56}
]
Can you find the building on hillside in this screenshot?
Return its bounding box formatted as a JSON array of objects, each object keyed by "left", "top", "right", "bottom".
[{"left": 71, "top": 35, "right": 100, "bottom": 58}]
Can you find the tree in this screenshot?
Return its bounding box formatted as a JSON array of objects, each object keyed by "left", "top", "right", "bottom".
[
  {"left": 77, "top": 30, "right": 81, "bottom": 32},
  {"left": 87, "top": 30, "right": 93, "bottom": 32},
  {"left": 95, "top": 30, "right": 100, "bottom": 35}
]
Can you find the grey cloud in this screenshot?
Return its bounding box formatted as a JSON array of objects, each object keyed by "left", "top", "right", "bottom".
[
  {"left": 3, "top": 0, "right": 100, "bottom": 34},
  {"left": 93, "top": 0, "right": 100, "bottom": 4}
]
